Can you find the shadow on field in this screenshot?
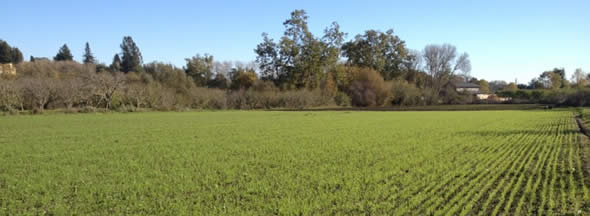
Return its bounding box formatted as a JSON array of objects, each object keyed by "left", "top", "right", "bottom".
[{"left": 454, "top": 129, "right": 579, "bottom": 137}]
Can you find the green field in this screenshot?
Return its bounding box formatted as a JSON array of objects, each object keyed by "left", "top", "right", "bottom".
[{"left": 1, "top": 111, "right": 589, "bottom": 215}]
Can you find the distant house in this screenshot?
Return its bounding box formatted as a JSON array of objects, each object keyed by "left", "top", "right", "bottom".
[
  {"left": 451, "top": 82, "right": 510, "bottom": 102},
  {"left": 0, "top": 63, "right": 16, "bottom": 75},
  {"left": 476, "top": 93, "right": 491, "bottom": 100},
  {"left": 453, "top": 82, "right": 480, "bottom": 94}
]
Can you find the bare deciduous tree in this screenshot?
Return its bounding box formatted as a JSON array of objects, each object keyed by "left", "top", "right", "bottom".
[
  {"left": 406, "top": 49, "right": 423, "bottom": 72},
  {"left": 56, "top": 78, "right": 92, "bottom": 110},
  {"left": 0, "top": 79, "right": 24, "bottom": 111},
  {"left": 571, "top": 68, "right": 587, "bottom": 87},
  {"left": 22, "top": 77, "right": 58, "bottom": 111},
  {"left": 423, "top": 44, "right": 471, "bottom": 95},
  {"left": 89, "top": 72, "right": 126, "bottom": 109},
  {"left": 124, "top": 83, "right": 150, "bottom": 110}
]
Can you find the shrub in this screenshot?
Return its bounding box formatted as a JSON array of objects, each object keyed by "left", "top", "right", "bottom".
[
  {"left": 310, "top": 89, "right": 335, "bottom": 107},
  {"left": 55, "top": 78, "right": 93, "bottom": 110},
  {"left": 79, "top": 106, "right": 97, "bottom": 113},
  {"left": 347, "top": 67, "right": 391, "bottom": 107},
  {"left": 391, "top": 79, "right": 423, "bottom": 106},
  {"left": 276, "top": 89, "right": 333, "bottom": 109},
  {"left": 227, "top": 89, "right": 259, "bottom": 109},
  {"left": 565, "top": 89, "right": 590, "bottom": 106},
  {"left": 0, "top": 79, "right": 24, "bottom": 111},
  {"left": 21, "top": 77, "right": 59, "bottom": 111},
  {"left": 278, "top": 90, "right": 314, "bottom": 109},
  {"left": 88, "top": 72, "right": 127, "bottom": 109},
  {"left": 147, "top": 85, "right": 177, "bottom": 111},
  {"left": 122, "top": 83, "right": 151, "bottom": 110},
  {"left": 256, "top": 90, "right": 280, "bottom": 109},
  {"left": 16, "top": 60, "right": 95, "bottom": 78},
  {"left": 442, "top": 88, "right": 473, "bottom": 105},
  {"left": 530, "top": 90, "right": 546, "bottom": 102},
  {"left": 320, "top": 73, "right": 338, "bottom": 98},
  {"left": 334, "top": 91, "right": 351, "bottom": 107},
  {"left": 543, "top": 90, "right": 569, "bottom": 104},
  {"left": 191, "top": 87, "right": 227, "bottom": 110}
]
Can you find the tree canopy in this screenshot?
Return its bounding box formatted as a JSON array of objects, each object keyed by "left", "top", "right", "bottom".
[
  {"left": 185, "top": 54, "right": 214, "bottom": 87},
  {"left": 83, "top": 42, "right": 96, "bottom": 64},
  {"left": 110, "top": 54, "right": 121, "bottom": 72},
  {"left": 54, "top": 44, "right": 74, "bottom": 61},
  {"left": 0, "top": 40, "right": 24, "bottom": 64},
  {"left": 120, "top": 36, "right": 143, "bottom": 73},
  {"left": 422, "top": 44, "right": 471, "bottom": 95},
  {"left": 255, "top": 10, "right": 345, "bottom": 89},
  {"left": 342, "top": 29, "right": 411, "bottom": 80}
]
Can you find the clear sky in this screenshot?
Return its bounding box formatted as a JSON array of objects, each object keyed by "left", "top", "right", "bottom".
[{"left": 1, "top": 0, "right": 588, "bottom": 83}]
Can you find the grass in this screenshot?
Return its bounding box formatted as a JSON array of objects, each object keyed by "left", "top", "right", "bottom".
[
  {"left": 290, "top": 103, "right": 545, "bottom": 111},
  {"left": 0, "top": 110, "right": 589, "bottom": 215}
]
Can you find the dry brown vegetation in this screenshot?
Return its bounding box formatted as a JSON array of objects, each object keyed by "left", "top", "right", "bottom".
[{"left": 0, "top": 60, "right": 488, "bottom": 114}]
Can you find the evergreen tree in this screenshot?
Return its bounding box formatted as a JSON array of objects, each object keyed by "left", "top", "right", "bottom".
[
  {"left": 83, "top": 42, "right": 96, "bottom": 64},
  {"left": 0, "top": 40, "right": 23, "bottom": 64},
  {"left": 110, "top": 54, "right": 122, "bottom": 72},
  {"left": 255, "top": 10, "right": 345, "bottom": 89},
  {"left": 0, "top": 40, "right": 12, "bottom": 63},
  {"left": 120, "top": 36, "right": 142, "bottom": 73},
  {"left": 54, "top": 44, "right": 74, "bottom": 61},
  {"left": 11, "top": 47, "right": 23, "bottom": 64}
]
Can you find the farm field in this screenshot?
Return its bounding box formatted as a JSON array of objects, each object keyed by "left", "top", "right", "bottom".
[{"left": 0, "top": 111, "right": 589, "bottom": 215}]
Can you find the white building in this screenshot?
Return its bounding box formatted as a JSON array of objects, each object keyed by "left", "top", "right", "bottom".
[
  {"left": 0, "top": 63, "right": 16, "bottom": 75},
  {"left": 453, "top": 82, "right": 480, "bottom": 94}
]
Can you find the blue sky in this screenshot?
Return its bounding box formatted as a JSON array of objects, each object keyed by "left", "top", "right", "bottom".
[{"left": 1, "top": 0, "right": 588, "bottom": 83}]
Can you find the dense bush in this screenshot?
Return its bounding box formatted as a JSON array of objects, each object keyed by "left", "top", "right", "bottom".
[
  {"left": 226, "top": 90, "right": 258, "bottom": 109},
  {"left": 334, "top": 92, "right": 351, "bottom": 107},
  {"left": 497, "top": 88, "right": 590, "bottom": 106},
  {"left": 0, "top": 79, "right": 24, "bottom": 111},
  {"left": 346, "top": 67, "right": 392, "bottom": 107},
  {"left": 391, "top": 79, "right": 423, "bottom": 106},
  {"left": 442, "top": 90, "right": 474, "bottom": 105},
  {"left": 16, "top": 60, "right": 95, "bottom": 78},
  {"left": 278, "top": 89, "right": 333, "bottom": 109},
  {"left": 225, "top": 89, "right": 333, "bottom": 109},
  {"left": 565, "top": 89, "right": 590, "bottom": 106}
]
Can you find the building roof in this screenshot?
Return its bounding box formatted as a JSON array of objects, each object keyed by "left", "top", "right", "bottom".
[{"left": 453, "top": 82, "right": 480, "bottom": 88}]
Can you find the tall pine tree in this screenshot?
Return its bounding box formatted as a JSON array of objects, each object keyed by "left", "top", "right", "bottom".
[
  {"left": 83, "top": 42, "right": 96, "bottom": 64},
  {"left": 120, "top": 36, "right": 142, "bottom": 73},
  {"left": 110, "top": 54, "right": 121, "bottom": 72},
  {"left": 54, "top": 44, "right": 74, "bottom": 61}
]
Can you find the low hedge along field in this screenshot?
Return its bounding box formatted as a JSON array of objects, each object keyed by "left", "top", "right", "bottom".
[{"left": 1, "top": 111, "right": 589, "bottom": 215}]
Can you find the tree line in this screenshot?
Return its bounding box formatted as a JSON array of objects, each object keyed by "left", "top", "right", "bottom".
[
  {"left": 494, "top": 68, "right": 590, "bottom": 106},
  {"left": 0, "top": 40, "right": 23, "bottom": 64},
  {"left": 0, "top": 9, "right": 587, "bottom": 113}
]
